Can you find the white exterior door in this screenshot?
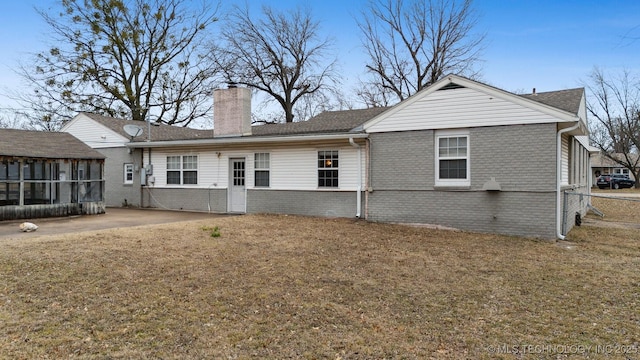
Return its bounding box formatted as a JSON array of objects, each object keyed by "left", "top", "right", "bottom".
[{"left": 228, "top": 158, "right": 246, "bottom": 213}]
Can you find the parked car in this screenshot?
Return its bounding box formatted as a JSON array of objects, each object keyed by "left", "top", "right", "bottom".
[{"left": 596, "top": 174, "right": 636, "bottom": 189}]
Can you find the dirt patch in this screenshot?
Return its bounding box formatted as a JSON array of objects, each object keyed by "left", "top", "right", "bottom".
[
  {"left": 579, "top": 194, "right": 640, "bottom": 230},
  {"left": 582, "top": 217, "right": 640, "bottom": 230}
]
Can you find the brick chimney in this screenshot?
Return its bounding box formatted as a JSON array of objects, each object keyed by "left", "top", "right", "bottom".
[{"left": 213, "top": 85, "right": 251, "bottom": 137}]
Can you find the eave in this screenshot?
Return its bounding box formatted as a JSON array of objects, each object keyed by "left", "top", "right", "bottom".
[{"left": 126, "top": 132, "right": 369, "bottom": 149}]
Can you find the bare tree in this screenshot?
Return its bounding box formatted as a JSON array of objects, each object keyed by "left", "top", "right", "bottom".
[
  {"left": 0, "top": 110, "right": 27, "bottom": 129},
  {"left": 357, "top": 0, "right": 484, "bottom": 105},
  {"left": 213, "top": 5, "right": 339, "bottom": 123},
  {"left": 586, "top": 67, "right": 640, "bottom": 187},
  {"left": 13, "top": 0, "right": 219, "bottom": 129}
]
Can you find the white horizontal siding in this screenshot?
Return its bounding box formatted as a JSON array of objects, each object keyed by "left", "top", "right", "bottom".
[
  {"left": 62, "top": 114, "right": 128, "bottom": 148},
  {"left": 270, "top": 148, "right": 318, "bottom": 190},
  {"left": 150, "top": 149, "right": 239, "bottom": 189},
  {"left": 269, "top": 146, "right": 362, "bottom": 191},
  {"left": 147, "top": 145, "right": 364, "bottom": 191},
  {"left": 366, "top": 88, "right": 561, "bottom": 133},
  {"left": 561, "top": 135, "right": 569, "bottom": 185}
]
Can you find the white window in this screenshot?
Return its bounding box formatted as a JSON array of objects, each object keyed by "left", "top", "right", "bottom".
[
  {"left": 435, "top": 130, "right": 470, "bottom": 187},
  {"left": 166, "top": 155, "right": 198, "bottom": 185},
  {"left": 318, "top": 150, "right": 339, "bottom": 188},
  {"left": 254, "top": 153, "right": 270, "bottom": 187},
  {"left": 124, "top": 163, "right": 134, "bottom": 184}
]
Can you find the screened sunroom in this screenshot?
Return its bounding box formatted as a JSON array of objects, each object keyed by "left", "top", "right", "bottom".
[{"left": 0, "top": 129, "right": 105, "bottom": 221}]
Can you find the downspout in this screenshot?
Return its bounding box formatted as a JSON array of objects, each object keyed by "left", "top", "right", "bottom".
[
  {"left": 364, "top": 138, "right": 371, "bottom": 219},
  {"left": 147, "top": 147, "right": 152, "bottom": 207},
  {"left": 139, "top": 148, "right": 145, "bottom": 208},
  {"left": 349, "top": 137, "right": 362, "bottom": 218},
  {"left": 556, "top": 121, "right": 581, "bottom": 240}
]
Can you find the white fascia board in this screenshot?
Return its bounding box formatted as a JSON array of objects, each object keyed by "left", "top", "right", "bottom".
[
  {"left": 575, "top": 135, "right": 593, "bottom": 150},
  {"left": 363, "top": 74, "right": 582, "bottom": 131},
  {"left": 59, "top": 113, "right": 82, "bottom": 132},
  {"left": 127, "top": 132, "right": 368, "bottom": 148}
]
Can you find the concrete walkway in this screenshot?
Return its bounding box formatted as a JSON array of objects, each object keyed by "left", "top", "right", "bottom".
[{"left": 0, "top": 207, "right": 229, "bottom": 240}]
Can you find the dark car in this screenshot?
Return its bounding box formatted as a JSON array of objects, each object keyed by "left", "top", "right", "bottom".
[{"left": 597, "top": 174, "right": 636, "bottom": 189}]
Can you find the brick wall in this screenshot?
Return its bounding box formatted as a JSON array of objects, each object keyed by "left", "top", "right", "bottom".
[
  {"left": 367, "top": 123, "right": 560, "bottom": 239},
  {"left": 144, "top": 187, "right": 360, "bottom": 218},
  {"left": 97, "top": 147, "right": 143, "bottom": 207},
  {"left": 367, "top": 190, "right": 557, "bottom": 238},
  {"left": 145, "top": 188, "right": 227, "bottom": 212},
  {"left": 247, "top": 189, "right": 360, "bottom": 218}
]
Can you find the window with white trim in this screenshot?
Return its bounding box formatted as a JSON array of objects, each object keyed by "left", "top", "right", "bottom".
[
  {"left": 318, "top": 150, "right": 339, "bottom": 188},
  {"left": 166, "top": 155, "right": 198, "bottom": 185},
  {"left": 435, "top": 131, "right": 470, "bottom": 186},
  {"left": 254, "top": 153, "right": 270, "bottom": 187},
  {"left": 614, "top": 168, "right": 630, "bottom": 176},
  {"left": 123, "top": 163, "right": 134, "bottom": 184}
]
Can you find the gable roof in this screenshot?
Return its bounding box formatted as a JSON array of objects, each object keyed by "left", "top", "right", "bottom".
[
  {"left": 363, "top": 74, "right": 586, "bottom": 132},
  {"left": 0, "top": 129, "right": 105, "bottom": 160},
  {"left": 85, "top": 75, "right": 587, "bottom": 147},
  {"left": 81, "top": 113, "right": 213, "bottom": 141}
]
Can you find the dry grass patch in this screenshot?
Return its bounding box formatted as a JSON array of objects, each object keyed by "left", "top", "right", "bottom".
[
  {"left": 588, "top": 193, "right": 640, "bottom": 224},
  {"left": 0, "top": 210, "right": 639, "bottom": 359}
]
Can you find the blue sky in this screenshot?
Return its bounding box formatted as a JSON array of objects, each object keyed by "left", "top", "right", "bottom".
[{"left": 1, "top": 0, "right": 639, "bottom": 111}]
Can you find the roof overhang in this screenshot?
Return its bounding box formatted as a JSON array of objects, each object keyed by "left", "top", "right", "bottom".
[
  {"left": 127, "top": 132, "right": 369, "bottom": 149},
  {"left": 0, "top": 155, "right": 105, "bottom": 161},
  {"left": 558, "top": 119, "right": 589, "bottom": 136}
]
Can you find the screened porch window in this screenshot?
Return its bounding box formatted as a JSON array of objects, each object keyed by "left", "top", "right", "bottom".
[
  {"left": 0, "top": 161, "right": 20, "bottom": 205},
  {"left": 0, "top": 159, "right": 104, "bottom": 206}
]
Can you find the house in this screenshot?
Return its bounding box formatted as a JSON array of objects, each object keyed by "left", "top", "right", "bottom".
[
  {"left": 64, "top": 75, "right": 591, "bottom": 239},
  {"left": 0, "top": 129, "right": 105, "bottom": 221},
  {"left": 590, "top": 152, "right": 638, "bottom": 184},
  {"left": 61, "top": 112, "right": 211, "bottom": 207}
]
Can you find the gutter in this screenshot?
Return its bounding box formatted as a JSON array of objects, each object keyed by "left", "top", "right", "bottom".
[
  {"left": 556, "top": 122, "right": 581, "bottom": 240},
  {"left": 127, "top": 133, "right": 369, "bottom": 148},
  {"left": 349, "top": 137, "right": 362, "bottom": 218}
]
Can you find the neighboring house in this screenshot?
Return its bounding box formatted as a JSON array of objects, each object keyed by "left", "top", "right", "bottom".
[
  {"left": 591, "top": 152, "right": 638, "bottom": 184},
  {"left": 65, "top": 75, "right": 591, "bottom": 239},
  {"left": 0, "top": 129, "right": 105, "bottom": 221}
]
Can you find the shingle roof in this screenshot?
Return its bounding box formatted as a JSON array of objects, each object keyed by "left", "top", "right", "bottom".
[
  {"left": 82, "top": 113, "right": 213, "bottom": 141},
  {"left": 251, "top": 107, "right": 390, "bottom": 136},
  {"left": 81, "top": 108, "right": 389, "bottom": 141},
  {"left": 0, "top": 128, "right": 105, "bottom": 159},
  {"left": 80, "top": 84, "right": 582, "bottom": 143},
  {"left": 520, "top": 88, "right": 584, "bottom": 115}
]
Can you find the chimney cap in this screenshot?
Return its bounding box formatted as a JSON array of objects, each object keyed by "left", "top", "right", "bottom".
[{"left": 227, "top": 81, "right": 238, "bottom": 88}]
